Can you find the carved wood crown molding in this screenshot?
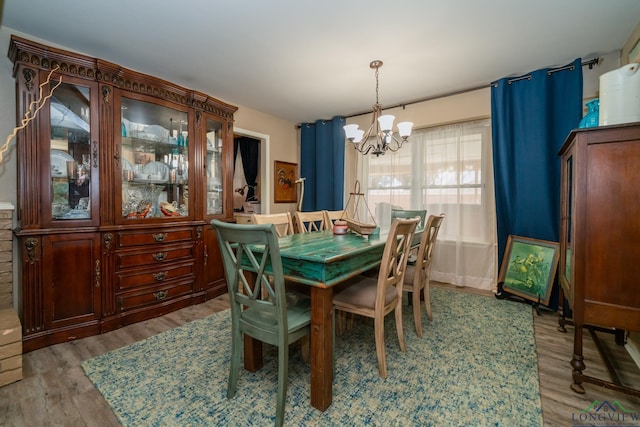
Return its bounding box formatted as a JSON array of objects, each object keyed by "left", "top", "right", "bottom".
[{"left": 9, "top": 36, "right": 237, "bottom": 120}]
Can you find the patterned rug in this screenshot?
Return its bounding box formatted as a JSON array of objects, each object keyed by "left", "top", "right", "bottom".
[{"left": 82, "top": 288, "right": 543, "bottom": 426}]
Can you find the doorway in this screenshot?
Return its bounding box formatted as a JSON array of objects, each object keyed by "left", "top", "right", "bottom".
[{"left": 233, "top": 128, "right": 270, "bottom": 214}]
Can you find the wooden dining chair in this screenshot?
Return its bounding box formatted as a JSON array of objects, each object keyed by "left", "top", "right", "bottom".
[
  {"left": 403, "top": 214, "right": 445, "bottom": 337},
  {"left": 211, "top": 219, "right": 311, "bottom": 427},
  {"left": 294, "top": 210, "right": 329, "bottom": 233},
  {"left": 251, "top": 212, "right": 295, "bottom": 236},
  {"left": 332, "top": 217, "right": 419, "bottom": 378},
  {"left": 323, "top": 209, "right": 348, "bottom": 226},
  {"left": 391, "top": 208, "right": 427, "bottom": 228}
]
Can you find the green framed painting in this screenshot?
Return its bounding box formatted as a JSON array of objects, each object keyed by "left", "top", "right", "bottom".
[{"left": 497, "top": 235, "right": 559, "bottom": 306}]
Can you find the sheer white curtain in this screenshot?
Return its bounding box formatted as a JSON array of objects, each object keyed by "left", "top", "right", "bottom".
[{"left": 357, "top": 119, "right": 496, "bottom": 290}]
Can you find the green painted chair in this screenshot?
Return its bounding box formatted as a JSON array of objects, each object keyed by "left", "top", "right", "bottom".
[
  {"left": 211, "top": 219, "right": 311, "bottom": 427},
  {"left": 391, "top": 208, "right": 427, "bottom": 228}
]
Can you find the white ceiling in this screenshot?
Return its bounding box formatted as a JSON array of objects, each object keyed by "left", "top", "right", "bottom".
[{"left": 2, "top": 0, "right": 639, "bottom": 124}]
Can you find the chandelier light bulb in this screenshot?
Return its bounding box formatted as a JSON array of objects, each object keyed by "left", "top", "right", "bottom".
[
  {"left": 397, "top": 121, "right": 413, "bottom": 138},
  {"left": 343, "top": 124, "right": 363, "bottom": 142},
  {"left": 378, "top": 115, "right": 395, "bottom": 132}
]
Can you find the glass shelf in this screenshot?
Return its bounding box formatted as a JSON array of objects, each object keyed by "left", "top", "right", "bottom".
[
  {"left": 205, "top": 118, "right": 224, "bottom": 216},
  {"left": 120, "top": 97, "right": 189, "bottom": 220}
]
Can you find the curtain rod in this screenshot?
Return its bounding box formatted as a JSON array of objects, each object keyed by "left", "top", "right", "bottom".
[
  {"left": 342, "top": 57, "right": 601, "bottom": 119},
  {"left": 496, "top": 57, "right": 601, "bottom": 86}
]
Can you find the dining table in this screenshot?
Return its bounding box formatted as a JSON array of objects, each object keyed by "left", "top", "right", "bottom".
[{"left": 242, "top": 226, "right": 422, "bottom": 412}]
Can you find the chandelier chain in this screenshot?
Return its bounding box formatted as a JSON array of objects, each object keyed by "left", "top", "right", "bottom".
[{"left": 375, "top": 66, "right": 379, "bottom": 105}]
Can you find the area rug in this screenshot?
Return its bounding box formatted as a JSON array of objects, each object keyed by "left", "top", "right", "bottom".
[{"left": 82, "top": 288, "right": 543, "bottom": 426}]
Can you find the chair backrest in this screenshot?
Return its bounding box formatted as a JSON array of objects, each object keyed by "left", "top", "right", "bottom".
[
  {"left": 391, "top": 209, "right": 427, "bottom": 229},
  {"left": 323, "top": 209, "right": 348, "bottom": 226},
  {"left": 294, "top": 210, "right": 329, "bottom": 233},
  {"left": 211, "top": 220, "right": 288, "bottom": 329},
  {"left": 416, "top": 214, "right": 445, "bottom": 271},
  {"left": 378, "top": 217, "right": 420, "bottom": 295},
  {"left": 251, "top": 212, "right": 295, "bottom": 237}
]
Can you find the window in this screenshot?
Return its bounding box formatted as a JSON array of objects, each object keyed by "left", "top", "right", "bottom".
[{"left": 357, "top": 118, "right": 496, "bottom": 289}]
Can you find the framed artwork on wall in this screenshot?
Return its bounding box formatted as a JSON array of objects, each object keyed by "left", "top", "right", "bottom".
[
  {"left": 497, "top": 235, "right": 560, "bottom": 306},
  {"left": 274, "top": 161, "right": 297, "bottom": 203}
]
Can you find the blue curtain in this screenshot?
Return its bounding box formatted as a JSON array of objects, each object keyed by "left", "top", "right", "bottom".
[
  {"left": 299, "top": 116, "right": 346, "bottom": 211},
  {"left": 491, "top": 59, "right": 583, "bottom": 307}
]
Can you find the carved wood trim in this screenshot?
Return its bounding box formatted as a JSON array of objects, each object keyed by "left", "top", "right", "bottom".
[
  {"left": 22, "top": 68, "right": 36, "bottom": 91},
  {"left": 102, "top": 86, "right": 111, "bottom": 103},
  {"left": 25, "top": 238, "right": 39, "bottom": 264},
  {"left": 9, "top": 35, "right": 238, "bottom": 119},
  {"left": 103, "top": 233, "right": 114, "bottom": 250}
]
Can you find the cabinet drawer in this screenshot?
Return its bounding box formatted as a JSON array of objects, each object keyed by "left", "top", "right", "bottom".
[
  {"left": 117, "top": 228, "right": 194, "bottom": 248},
  {"left": 118, "top": 281, "right": 193, "bottom": 312},
  {"left": 116, "top": 261, "right": 195, "bottom": 290},
  {"left": 116, "top": 244, "right": 195, "bottom": 269}
]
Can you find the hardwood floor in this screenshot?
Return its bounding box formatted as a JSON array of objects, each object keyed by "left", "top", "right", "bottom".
[{"left": 1, "top": 284, "right": 639, "bottom": 426}]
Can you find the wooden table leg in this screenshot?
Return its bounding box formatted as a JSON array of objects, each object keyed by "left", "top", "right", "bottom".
[
  {"left": 310, "top": 286, "right": 334, "bottom": 411},
  {"left": 244, "top": 336, "right": 263, "bottom": 372}
]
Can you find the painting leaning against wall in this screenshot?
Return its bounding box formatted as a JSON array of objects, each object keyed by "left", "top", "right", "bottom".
[{"left": 497, "top": 235, "right": 560, "bottom": 306}]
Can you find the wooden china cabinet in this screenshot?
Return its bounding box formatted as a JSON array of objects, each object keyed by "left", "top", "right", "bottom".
[
  {"left": 558, "top": 122, "right": 640, "bottom": 396},
  {"left": 9, "top": 35, "right": 237, "bottom": 352}
]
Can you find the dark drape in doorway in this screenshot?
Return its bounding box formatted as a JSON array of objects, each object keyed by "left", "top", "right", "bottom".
[
  {"left": 299, "top": 116, "right": 346, "bottom": 211},
  {"left": 234, "top": 137, "right": 260, "bottom": 201}
]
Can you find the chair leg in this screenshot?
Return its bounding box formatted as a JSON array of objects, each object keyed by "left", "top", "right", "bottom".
[
  {"left": 275, "top": 341, "right": 288, "bottom": 427},
  {"left": 299, "top": 335, "right": 310, "bottom": 362},
  {"left": 332, "top": 307, "right": 336, "bottom": 381},
  {"left": 374, "top": 316, "right": 387, "bottom": 378},
  {"left": 227, "top": 323, "right": 241, "bottom": 399},
  {"left": 424, "top": 276, "right": 433, "bottom": 321},
  {"left": 346, "top": 312, "right": 355, "bottom": 331},
  {"left": 412, "top": 287, "right": 423, "bottom": 338},
  {"left": 395, "top": 303, "right": 406, "bottom": 353}
]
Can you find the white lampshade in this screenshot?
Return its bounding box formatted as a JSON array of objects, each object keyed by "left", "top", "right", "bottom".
[
  {"left": 397, "top": 121, "right": 413, "bottom": 137},
  {"left": 343, "top": 124, "right": 361, "bottom": 141},
  {"left": 378, "top": 115, "right": 395, "bottom": 132},
  {"left": 353, "top": 129, "right": 365, "bottom": 143}
]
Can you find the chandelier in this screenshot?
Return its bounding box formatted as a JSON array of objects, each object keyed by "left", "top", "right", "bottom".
[{"left": 343, "top": 60, "right": 413, "bottom": 156}]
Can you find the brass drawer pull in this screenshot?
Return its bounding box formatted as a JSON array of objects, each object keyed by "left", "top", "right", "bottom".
[
  {"left": 153, "top": 271, "right": 168, "bottom": 281},
  {"left": 95, "top": 260, "right": 101, "bottom": 288},
  {"left": 153, "top": 233, "right": 167, "bottom": 242},
  {"left": 153, "top": 290, "right": 168, "bottom": 300},
  {"left": 152, "top": 252, "right": 167, "bottom": 261}
]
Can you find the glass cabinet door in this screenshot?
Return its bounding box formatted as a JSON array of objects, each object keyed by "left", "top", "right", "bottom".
[
  {"left": 563, "top": 155, "right": 573, "bottom": 283},
  {"left": 205, "top": 118, "right": 224, "bottom": 216},
  {"left": 120, "top": 97, "right": 189, "bottom": 220},
  {"left": 49, "top": 80, "right": 96, "bottom": 221}
]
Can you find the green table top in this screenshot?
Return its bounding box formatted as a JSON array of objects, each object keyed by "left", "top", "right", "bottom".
[
  {"left": 276, "top": 230, "right": 387, "bottom": 287},
  {"left": 250, "top": 228, "right": 421, "bottom": 288}
]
